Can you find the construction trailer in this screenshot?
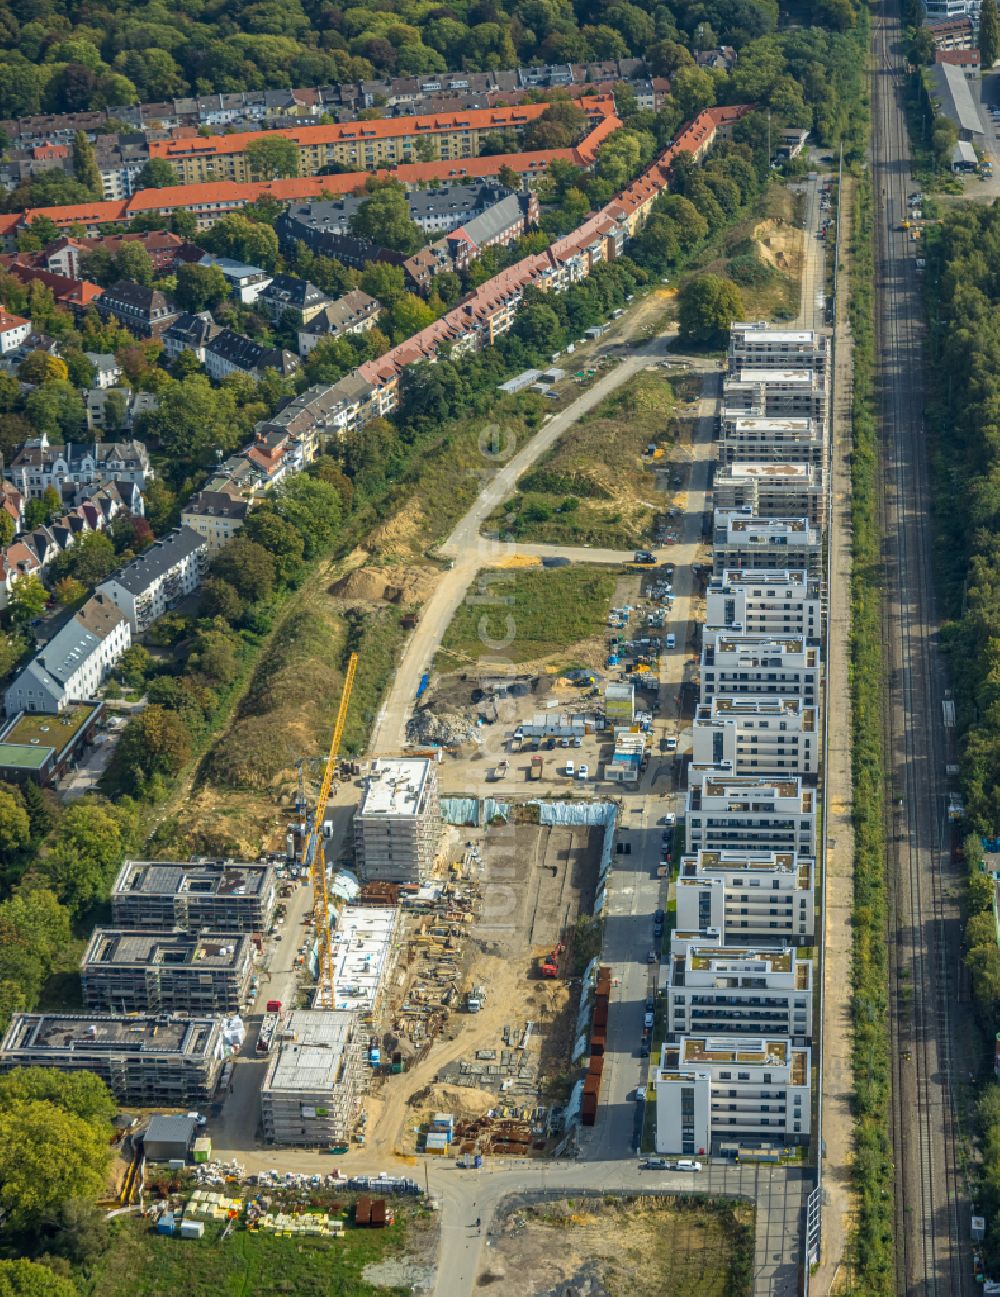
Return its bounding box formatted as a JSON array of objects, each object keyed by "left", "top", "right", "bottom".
[
  {"left": 0, "top": 1013, "right": 225, "bottom": 1104},
  {"left": 261, "top": 1009, "right": 366, "bottom": 1147},
  {"left": 81, "top": 929, "right": 254, "bottom": 1015},
  {"left": 110, "top": 859, "right": 277, "bottom": 933}
]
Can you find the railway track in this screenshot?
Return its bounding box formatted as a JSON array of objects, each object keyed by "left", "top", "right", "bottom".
[{"left": 870, "top": 3, "right": 967, "bottom": 1293}]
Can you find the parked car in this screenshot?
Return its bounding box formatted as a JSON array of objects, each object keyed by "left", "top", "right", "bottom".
[
  {"left": 577, "top": 764, "right": 589, "bottom": 780},
  {"left": 643, "top": 1157, "right": 668, "bottom": 1170},
  {"left": 676, "top": 1160, "right": 703, "bottom": 1173},
  {"left": 646, "top": 994, "right": 655, "bottom": 1012},
  {"left": 644, "top": 1011, "right": 654, "bottom": 1029}
]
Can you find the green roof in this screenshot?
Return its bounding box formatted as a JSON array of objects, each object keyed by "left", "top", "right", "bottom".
[
  {"left": 2, "top": 704, "right": 97, "bottom": 754},
  {"left": 0, "top": 743, "right": 53, "bottom": 770}
]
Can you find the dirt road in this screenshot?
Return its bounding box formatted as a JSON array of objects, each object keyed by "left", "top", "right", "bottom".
[{"left": 368, "top": 331, "right": 689, "bottom": 755}]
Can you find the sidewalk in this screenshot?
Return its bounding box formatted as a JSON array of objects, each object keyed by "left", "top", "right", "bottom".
[{"left": 813, "top": 176, "right": 856, "bottom": 1296}]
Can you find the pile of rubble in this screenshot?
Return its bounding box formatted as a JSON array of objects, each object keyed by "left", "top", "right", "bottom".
[{"left": 406, "top": 707, "right": 480, "bottom": 748}]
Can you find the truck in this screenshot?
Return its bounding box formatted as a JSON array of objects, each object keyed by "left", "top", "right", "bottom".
[
  {"left": 490, "top": 759, "right": 509, "bottom": 782},
  {"left": 257, "top": 1013, "right": 279, "bottom": 1054},
  {"left": 539, "top": 954, "right": 559, "bottom": 978},
  {"left": 465, "top": 985, "right": 486, "bottom": 1013},
  {"left": 530, "top": 755, "right": 544, "bottom": 781},
  {"left": 266, "top": 998, "right": 282, "bottom": 1013}
]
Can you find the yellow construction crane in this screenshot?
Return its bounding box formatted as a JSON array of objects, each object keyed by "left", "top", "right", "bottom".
[{"left": 301, "top": 651, "right": 358, "bottom": 1007}]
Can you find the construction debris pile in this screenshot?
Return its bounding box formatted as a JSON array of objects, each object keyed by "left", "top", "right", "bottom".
[
  {"left": 452, "top": 1106, "right": 556, "bottom": 1156},
  {"left": 406, "top": 708, "right": 480, "bottom": 748}
]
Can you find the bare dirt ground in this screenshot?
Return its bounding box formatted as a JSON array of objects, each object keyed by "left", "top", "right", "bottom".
[
  {"left": 365, "top": 823, "right": 601, "bottom": 1156},
  {"left": 753, "top": 216, "right": 804, "bottom": 278},
  {"left": 478, "top": 1197, "right": 754, "bottom": 1296}
]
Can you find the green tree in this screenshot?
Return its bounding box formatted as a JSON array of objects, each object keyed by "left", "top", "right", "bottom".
[
  {"left": 242, "top": 509, "right": 305, "bottom": 584},
  {"left": 199, "top": 577, "right": 244, "bottom": 623},
  {"left": 42, "top": 801, "right": 127, "bottom": 914},
  {"left": 190, "top": 625, "right": 240, "bottom": 685},
  {"left": 670, "top": 65, "right": 716, "bottom": 119},
  {"left": 18, "top": 352, "right": 68, "bottom": 387},
  {"left": 0, "top": 789, "right": 29, "bottom": 855},
  {"left": 983, "top": 0, "right": 1000, "bottom": 69},
  {"left": 52, "top": 576, "right": 86, "bottom": 606},
  {"left": 71, "top": 131, "right": 101, "bottom": 196},
  {"left": 111, "top": 242, "right": 154, "bottom": 287},
  {"left": 523, "top": 100, "right": 587, "bottom": 149},
  {"left": 200, "top": 214, "right": 279, "bottom": 272},
  {"left": 349, "top": 182, "right": 422, "bottom": 254},
  {"left": 8, "top": 575, "right": 47, "bottom": 627},
  {"left": 0, "top": 891, "right": 70, "bottom": 1006},
  {"left": 24, "top": 383, "right": 86, "bottom": 441},
  {"left": 0, "top": 1068, "right": 115, "bottom": 1131},
  {"left": 0, "top": 513, "right": 14, "bottom": 548},
  {"left": 360, "top": 262, "right": 406, "bottom": 305},
  {"left": 211, "top": 537, "right": 277, "bottom": 602},
  {"left": 135, "top": 158, "right": 178, "bottom": 190},
  {"left": 139, "top": 376, "right": 241, "bottom": 469},
  {"left": 245, "top": 136, "right": 299, "bottom": 180},
  {"left": 118, "top": 644, "right": 152, "bottom": 689},
  {"left": 174, "top": 262, "right": 230, "bottom": 313},
  {"left": 0, "top": 1101, "right": 110, "bottom": 1234},
  {"left": 112, "top": 705, "right": 192, "bottom": 792},
  {"left": 0, "top": 1259, "right": 78, "bottom": 1297},
  {"left": 59, "top": 531, "right": 116, "bottom": 586},
  {"left": 387, "top": 292, "right": 436, "bottom": 339},
  {"left": 103, "top": 389, "right": 128, "bottom": 434},
  {"left": 270, "top": 475, "right": 342, "bottom": 558},
  {"left": 678, "top": 274, "right": 744, "bottom": 343}
]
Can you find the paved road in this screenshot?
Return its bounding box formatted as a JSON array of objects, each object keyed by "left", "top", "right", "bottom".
[
  {"left": 367, "top": 332, "right": 683, "bottom": 755},
  {"left": 872, "top": 3, "right": 968, "bottom": 1294}
]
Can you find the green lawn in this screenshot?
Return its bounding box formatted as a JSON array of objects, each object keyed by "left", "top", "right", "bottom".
[
  {"left": 438, "top": 566, "right": 617, "bottom": 668},
  {"left": 82, "top": 1216, "right": 411, "bottom": 1297}
]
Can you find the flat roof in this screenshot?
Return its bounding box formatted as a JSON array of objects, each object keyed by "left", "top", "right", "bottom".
[
  {"left": 83, "top": 929, "right": 250, "bottom": 970},
  {"left": 330, "top": 905, "right": 396, "bottom": 1013},
  {"left": 358, "top": 757, "right": 431, "bottom": 819},
  {"left": 115, "top": 859, "right": 272, "bottom": 898},
  {"left": 682, "top": 1035, "right": 789, "bottom": 1065},
  {"left": 263, "top": 1009, "right": 355, "bottom": 1095},
  {"left": 1, "top": 1013, "right": 222, "bottom": 1058},
  {"left": 0, "top": 703, "right": 98, "bottom": 754},
  {"left": 0, "top": 743, "right": 51, "bottom": 769},
  {"left": 725, "top": 417, "right": 816, "bottom": 432},
  {"left": 735, "top": 368, "right": 815, "bottom": 383},
  {"left": 686, "top": 946, "right": 793, "bottom": 973},
  {"left": 717, "top": 462, "right": 814, "bottom": 480},
  {"left": 731, "top": 326, "right": 816, "bottom": 343}
]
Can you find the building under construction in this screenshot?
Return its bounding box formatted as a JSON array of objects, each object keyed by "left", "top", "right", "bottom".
[
  {"left": 80, "top": 929, "right": 254, "bottom": 1015},
  {"left": 0, "top": 1013, "right": 225, "bottom": 1104},
  {"left": 110, "top": 859, "right": 277, "bottom": 933},
  {"left": 354, "top": 757, "right": 441, "bottom": 884},
  {"left": 260, "top": 1009, "right": 365, "bottom": 1146}
]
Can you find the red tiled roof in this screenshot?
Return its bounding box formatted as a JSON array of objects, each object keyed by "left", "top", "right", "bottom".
[
  {"left": 0, "top": 308, "right": 29, "bottom": 332},
  {"left": 148, "top": 96, "right": 615, "bottom": 160},
  {"left": 935, "top": 47, "right": 980, "bottom": 62}
]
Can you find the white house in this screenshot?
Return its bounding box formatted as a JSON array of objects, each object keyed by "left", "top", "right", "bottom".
[
  {"left": 0, "top": 309, "right": 31, "bottom": 355},
  {"left": 4, "top": 593, "right": 131, "bottom": 715},
  {"left": 653, "top": 1035, "right": 811, "bottom": 1155},
  {"left": 7, "top": 434, "right": 153, "bottom": 500},
  {"left": 674, "top": 847, "right": 815, "bottom": 945},
  {"left": 97, "top": 526, "right": 208, "bottom": 633}
]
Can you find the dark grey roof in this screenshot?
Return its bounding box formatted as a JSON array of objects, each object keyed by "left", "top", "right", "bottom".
[
  {"left": 261, "top": 274, "right": 327, "bottom": 310},
  {"left": 165, "top": 311, "right": 220, "bottom": 347},
  {"left": 207, "top": 329, "right": 298, "bottom": 375},
  {"left": 453, "top": 193, "right": 526, "bottom": 248},
  {"left": 104, "top": 526, "right": 206, "bottom": 596},
  {"left": 144, "top": 1114, "right": 196, "bottom": 1147},
  {"left": 183, "top": 490, "right": 249, "bottom": 521}
]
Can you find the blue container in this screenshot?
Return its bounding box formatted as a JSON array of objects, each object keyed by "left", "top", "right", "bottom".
[{"left": 474, "top": 1154, "right": 483, "bottom": 1169}]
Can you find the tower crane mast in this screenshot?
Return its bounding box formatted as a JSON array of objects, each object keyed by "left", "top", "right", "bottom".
[{"left": 300, "top": 652, "right": 358, "bottom": 1007}]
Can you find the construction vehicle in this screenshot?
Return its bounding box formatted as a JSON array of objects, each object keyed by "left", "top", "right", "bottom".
[
  {"left": 465, "top": 985, "right": 486, "bottom": 1012},
  {"left": 300, "top": 652, "right": 358, "bottom": 1007},
  {"left": 530, "top": 755, "right": 544, "bottom": 781},
  {"left": 490, "top": 759, "right": 509, "bottom": 782},
  {"left": 539, "top": 944, "right": 564, "bottom": 978}
]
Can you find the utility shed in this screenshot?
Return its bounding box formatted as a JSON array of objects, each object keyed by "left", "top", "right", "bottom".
[{"left": 144, "top": 1113, "right": 197, "bottom": 1162}]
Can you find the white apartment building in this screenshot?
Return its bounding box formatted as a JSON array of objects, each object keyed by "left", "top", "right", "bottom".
[
  {"left": 5, "top": 593, "right": 131, "bottom": 715},
  {"left": 717, "top": 416, "right": 826, "bottom": 471},
  {"left": 692, "top": 695, "right": 819, "bottom": 777},
  {"left": 711, "top": 511, "right": 823, "bottom": 580},
  {"left": 354, "top": 757, "right": 442, "bottom": 884},
  {"left": 654, "top": 1035, "right": 811, "bottom": 1155},
  {"left": 727, "top": 323, "right": 829, "bottom": 375},
  {"left": 723, "top": 370, "right": 829, "bottom": 426},
  {"left": 712, "top": 462, "right": 825, "bottom": 528},
  {"left": 0, "top": 309, "right": 31, "bottom": 354},
  {"left": 700, "top": 631, "right": 822, "bottom": 705},
  {"left": 97, "top": 526, "right": 208, "bottom": 633},
  {"left": 685, "top": 772, "right": 817, "bottom": 857},
  {"left": 674, "top": 847, "right": 815, "bottom": 945},
  {"left": 665, "top": 933, "right": 813, "bottom": 1042},
  {"left": 706, "top": 570, "right": 821, "bottom": 640}
]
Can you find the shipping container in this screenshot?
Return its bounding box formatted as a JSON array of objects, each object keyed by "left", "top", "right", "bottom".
[
  {"left": 179, "top": 1219, "right": 205, "bottom": 1239},
  {"left": 588, "top": 1054, "right": 604, "bottom": 1076}
]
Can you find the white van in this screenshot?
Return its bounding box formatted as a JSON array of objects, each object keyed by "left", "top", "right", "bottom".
[
  {"left": 665, "top": 633, "right": 676, "bottom": 649},
  {"left": 676, "top": 1160, "right": 703, "bottom": 1172}
]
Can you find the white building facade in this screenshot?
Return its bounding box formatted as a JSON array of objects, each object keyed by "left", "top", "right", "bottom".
[{"left": 674, "top": 848, "right": 815, "bottom": 945}]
